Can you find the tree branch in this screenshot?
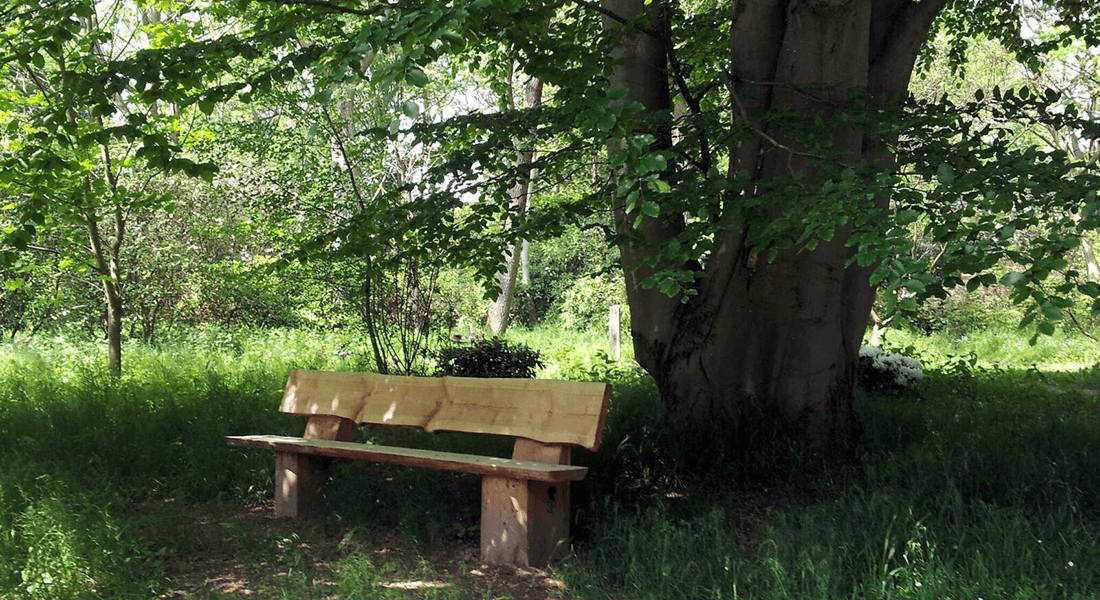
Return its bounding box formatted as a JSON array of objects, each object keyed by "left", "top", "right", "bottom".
[
  {"left": 665, "top": 15, "right": 711, "bottom": 172},
  {"left": 271, "top": 0, "right": 396, "bottom": 17},
  {"left": 570, "top": 0, "right": 628, "bottom": 25}
]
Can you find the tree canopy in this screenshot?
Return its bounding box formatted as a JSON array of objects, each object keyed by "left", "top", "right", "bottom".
[{"left": 3, "top": 0, "right": 1100, "bottom": 468}]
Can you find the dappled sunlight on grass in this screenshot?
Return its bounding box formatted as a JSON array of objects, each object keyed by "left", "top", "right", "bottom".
[
  {"left": 878, "top": 325, "right": 1100, "bottom": 373},
  {"left": 0, "top": 326, "right": 1097, "bottom": 599}
]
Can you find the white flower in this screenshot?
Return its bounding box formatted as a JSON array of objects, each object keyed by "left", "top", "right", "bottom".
[{"left": 859, "top": 346, "right": 924, "bottom": 389}]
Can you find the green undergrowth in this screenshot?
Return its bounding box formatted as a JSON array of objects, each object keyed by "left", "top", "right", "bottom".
[
  {"left": 878, "top": 324, "right": 1100, "bottom": 371},
  {"left": 0, "top": 327, "right": 1098, "bottom": 598},
  {"left": 568, "top": 364, "right": 1100, "bottom": 600}
]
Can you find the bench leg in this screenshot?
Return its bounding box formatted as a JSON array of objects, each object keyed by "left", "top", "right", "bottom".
[
  {"left": 275, "top": 452, "right": 324, "bottom": 518},
  {"left": 481, "top": 477, "right": 570, "bottom": 567}
]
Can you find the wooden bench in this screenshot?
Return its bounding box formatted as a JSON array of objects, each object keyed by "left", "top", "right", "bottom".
[{"left": 225, "top": 369, "right": 611, "bottom": 567}]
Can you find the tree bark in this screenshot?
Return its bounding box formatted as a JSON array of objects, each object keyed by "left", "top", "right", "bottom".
[
  {"left": 86, "top": 205, "right": 124, "bottom": 377},
  {"left": 605, "top": 0, "right": 947, "bottom": 470},
  {"left": 1082, "top": 235, "right": 1100, "bottom": 283},
  {"left": 487, "top": 70, "right": 543, "bottom": 335}
]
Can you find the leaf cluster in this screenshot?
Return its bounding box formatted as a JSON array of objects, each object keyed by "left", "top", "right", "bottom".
[{"left": 434, "top": 338, "right": 543, "bottom": 379}]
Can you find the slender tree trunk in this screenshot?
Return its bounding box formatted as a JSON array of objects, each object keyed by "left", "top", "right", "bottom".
[
  {"left": 1082, "top": 235, "right": 1100, "bottom": 283},
  {"left": 86, "top": 207, "right": 124, "bottom": 376},
  {"left": 487, "top": 71, "right": 543, "bottom": 335},
  {"left": 605, "top": 0, "right": 946, "bottom": 470}
]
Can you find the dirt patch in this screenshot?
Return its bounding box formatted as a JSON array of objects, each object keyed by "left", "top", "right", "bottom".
[{"left": 155, "top": 500, "right": 572, "bottom": 599}]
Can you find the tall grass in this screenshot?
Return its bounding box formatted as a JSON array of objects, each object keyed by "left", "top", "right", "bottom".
[
  {"left": 0, "top": 328, "right": 374, "bottom": 599},
  {"left": 878, "top": 324, "right": 1100, "bottom": 371},
  {"left": 1, "top": 326, "right": 1098, "bottom": 599},
  {"left": 568, "top": 357, "right": 1100, "bottom": 599}
]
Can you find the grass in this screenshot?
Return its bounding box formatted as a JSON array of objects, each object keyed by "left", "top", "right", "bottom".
[
  {"left": 0, "top": 325, "right": 1098, "bottom": 599},
  {"left": 877, "top": 324, "right": 1100, "bottom": 371}
]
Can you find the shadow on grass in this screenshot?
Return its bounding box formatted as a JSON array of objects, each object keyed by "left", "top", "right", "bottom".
[{"left": 1, "top": 333, "right": 1098, "bottom": 599}]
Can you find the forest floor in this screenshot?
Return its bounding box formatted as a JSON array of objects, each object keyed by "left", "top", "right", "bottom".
[
  {"left": 157, "top": 499, "right": 577, "bottom": 600},
  {"left": 154, "top": 475, "right": 802, "bottom": 600}
]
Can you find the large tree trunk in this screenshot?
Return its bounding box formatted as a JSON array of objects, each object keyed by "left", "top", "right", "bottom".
[{"left": 606, "top": 0, "right": 946, "bottom": 470}]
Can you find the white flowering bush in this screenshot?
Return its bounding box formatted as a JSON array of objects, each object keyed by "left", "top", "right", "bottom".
[{"left": 858, "top": 346, "right": 924, "bottom": 394}]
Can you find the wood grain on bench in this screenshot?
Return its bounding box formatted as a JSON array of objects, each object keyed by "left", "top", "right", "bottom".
[{"left": 225, "top": 369, "right": 611, "bottom": 568}]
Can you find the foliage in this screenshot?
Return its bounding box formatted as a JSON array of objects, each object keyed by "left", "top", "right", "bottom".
[
  {"left": 5, "top": 0, "right": 1100, "bottom": 465},
  {"left": 558, "top": 273, "right": 628, "bottom": 332},
  {"left": 433, "top": 338, "right": 542, "bottom": 379},
  {"left": 879, "top": 323, "right": 1100, "bottom": 372},
  {"left": 909, "top": 283, "right": 1026, "bottom": 336},
  {"left": 857, "top": 346, "right": 924, "bottom": 395},
  {"left": 513, "top": 196, "right": 620, "bottom": 328}
]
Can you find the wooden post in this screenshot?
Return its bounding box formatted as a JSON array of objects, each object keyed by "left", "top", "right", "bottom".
[
  {"left": 275, "top": 415, "right": 355, "bottom": 518},
  {"left": 481, "top": 476, "right": 570, "bottom": 567},
  {"left": 608, "top": 304, "right": 621, "bottom": 361},
  {"left": 275, "top": 452, "right": 323, "bottom": 518}
]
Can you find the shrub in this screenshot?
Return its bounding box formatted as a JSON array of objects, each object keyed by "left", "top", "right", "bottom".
[
  {"left": 434, "top": 338, "right": 543, "bottom": 378},
  {"left": 858, "top": 346, "right": 923, "bottom": 395}
]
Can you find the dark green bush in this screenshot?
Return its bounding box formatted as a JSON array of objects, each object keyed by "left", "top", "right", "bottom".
[{"left": 434, "top": 338, "right": 543, "bottom": 378}]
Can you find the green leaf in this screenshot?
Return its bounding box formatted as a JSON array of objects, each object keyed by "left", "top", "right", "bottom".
[
  {"left": 406, "top": 67, "right": 429, "bottom": 87},
  {"left": 895, "top": 209, "right": 919, "bottom": 225},
  {"left": 1000, "top": 271, "right": 1025, "bottom": 286},
  {"left": 596, "top": 111, "right": 616, "bottom": 133},
  {"left": 641, "top": 201, "right": 659, "bottom": 218},
  {"left": 637, "top": 153, "right": 666, "bottom": 175},
  {"left": 1040, "top": 301, "right": 1063, "bottom": 321},
  {"left": 1037, "top": 321, "right": 1055, "bottom": 336},
  {"left": 402, "top": 100, "right": 420, "bottom": 118},
  {"left": 936, "top": 163, "right": 955, "bottom": 185},
  {"left": 624, "top": 189, "right": 640, "bottom": 213},
  {"left": 1019, "top": 312, "right": 1036, "bottom": 329},
  {"left": 902, "top": 279, "right": 926, "bottom": 294}
]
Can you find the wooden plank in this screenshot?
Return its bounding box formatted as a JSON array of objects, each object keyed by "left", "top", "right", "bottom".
[
  {"left": 278, "top": 371, "right": 611, "bottom": 450},
  {"left": 225, "top": 435, "right": 589, "bottom": 482},
  {"left": 303, "top": 415, "right": 355, "bottom": 441},
  {"left": 512, "top": 438, "right": 570, "bottom": 464}
]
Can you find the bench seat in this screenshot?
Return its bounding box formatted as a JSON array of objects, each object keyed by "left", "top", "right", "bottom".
[{"left": 225, "top": 435, "right": 591, "bottom": 482}]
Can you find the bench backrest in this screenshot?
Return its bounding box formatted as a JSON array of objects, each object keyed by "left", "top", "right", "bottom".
[{"left": 279, "top": 370, "right": 612, "bottom": 452}]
